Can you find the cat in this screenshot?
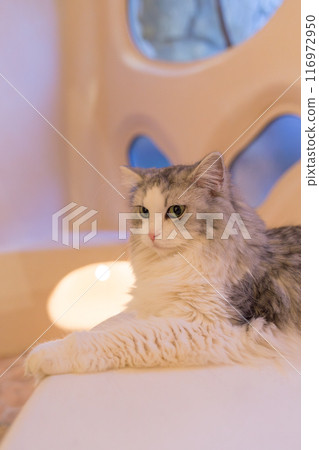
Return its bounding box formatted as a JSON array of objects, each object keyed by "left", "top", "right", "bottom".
[{"left": 26, "top": 152, "right": 301, "bottom": 379}]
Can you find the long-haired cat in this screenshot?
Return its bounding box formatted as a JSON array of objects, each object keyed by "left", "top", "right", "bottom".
[{"left": 26, "top": 152, "right": 301, "bottom": 378}]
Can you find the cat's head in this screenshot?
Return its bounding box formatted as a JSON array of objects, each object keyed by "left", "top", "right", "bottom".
[{"left": 120, "top": 152, "right": 239, "bottom": 254}]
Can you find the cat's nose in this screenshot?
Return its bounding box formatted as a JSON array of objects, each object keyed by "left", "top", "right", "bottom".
[{"left": 149, "top": 232, "right": 158, "bottom": 241}]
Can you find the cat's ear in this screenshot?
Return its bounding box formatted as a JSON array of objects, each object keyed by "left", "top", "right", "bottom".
[
  {"left": 120, "top": 166, "right": 143, "bottom": 189},
  {"left": 191, "top": 152, "right": 225, "bottom": 192}
]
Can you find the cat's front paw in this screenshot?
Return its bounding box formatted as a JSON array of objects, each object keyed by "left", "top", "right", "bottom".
[{"left": 25, "top": 340, "right": 72, "bottom": 379}]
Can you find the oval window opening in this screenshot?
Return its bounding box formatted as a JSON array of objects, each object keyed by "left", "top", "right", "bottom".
[
  {"left": 128, "top": 0, "right": 284, "bottom": 62},
  {"left": 230, "top": 115, "right": 301, "bottom": 208}
]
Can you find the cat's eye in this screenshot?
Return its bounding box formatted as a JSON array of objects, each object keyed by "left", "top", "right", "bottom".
[
  {"left": 137, "top": 205, "right": 149, "bottom": 218},
  {"left": 166, "top": 205, "right": 186, "bottom": 218}
]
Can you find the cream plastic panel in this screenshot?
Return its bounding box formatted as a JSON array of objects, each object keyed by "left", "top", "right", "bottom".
[{"left": 59, "top": 0, "right": 300, "bottom": 229}]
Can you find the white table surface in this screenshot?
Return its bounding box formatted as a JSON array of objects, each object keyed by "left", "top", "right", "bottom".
[{"left": 1, "top": 364, "right": 300, "bottom": 450}]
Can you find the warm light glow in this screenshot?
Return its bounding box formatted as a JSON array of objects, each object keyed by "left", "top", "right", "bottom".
[
  {"left": 48, "top": 261, "right": 135, "bottom": 331},
  {"left": 94, "top": 264, "right": 110, "bottom": 281}
]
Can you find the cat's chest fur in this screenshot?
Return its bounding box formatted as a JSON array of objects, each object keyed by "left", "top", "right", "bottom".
[{"left": 126, "top": 244, "right": 230, "bottom": 322}]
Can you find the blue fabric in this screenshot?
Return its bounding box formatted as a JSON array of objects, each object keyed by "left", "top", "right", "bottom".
[
  {"left": 129, "top": 0, "right": 283, "bottom": 62},
  {"left": 129, "top": 136, "right": 171, "bottom": 168},
  {"left": 222, "top": 0, "right": 283, "bottom": 45}
]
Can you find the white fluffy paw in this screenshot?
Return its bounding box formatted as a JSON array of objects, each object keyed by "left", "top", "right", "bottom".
[{"left": 25, "top": 340, "right": 72, "bottom": 379}]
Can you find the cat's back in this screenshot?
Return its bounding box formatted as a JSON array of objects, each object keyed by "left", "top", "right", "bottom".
[
  {"left": 266, "top": 225, "right": 301, "bottom": 269},
  {"left": 264, "top": 225, "right": 301, "bottom": 329},
  {"left": 227, "top": 225, "right": 301, "bottom": 330}
]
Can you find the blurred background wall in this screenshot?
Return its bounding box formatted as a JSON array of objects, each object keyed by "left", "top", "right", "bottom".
[{"left": 0, "top": 1, "right": 65, "bottom": 252}]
